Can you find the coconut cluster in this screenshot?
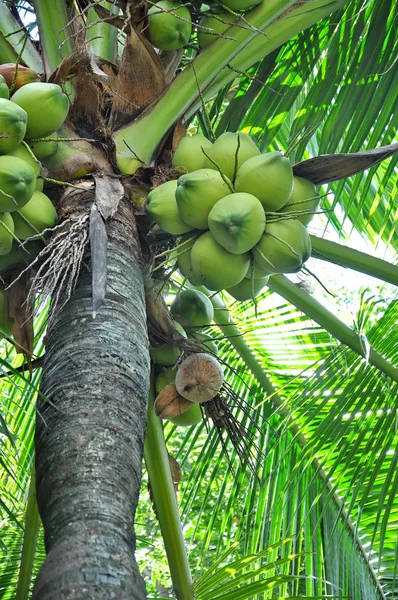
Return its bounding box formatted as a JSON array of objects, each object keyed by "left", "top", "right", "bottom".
[
  {"left": 152, "top": 289, "right": 222, "bottom": 426},
  {"left": 147, "top": 132, "right": 319, "bottom": 301},
  {"left": 147, "top": 0, "right": 263, "bottom": 52},
  {"left": 0, "top": 65, "right": 68, "bottom": 259}
]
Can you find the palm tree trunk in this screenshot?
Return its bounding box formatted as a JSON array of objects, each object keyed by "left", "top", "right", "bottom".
[{"left": 33, "top": 196, "right": 150, "bottom": 599}]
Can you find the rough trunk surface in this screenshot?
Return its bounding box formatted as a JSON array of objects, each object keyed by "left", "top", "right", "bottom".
[{"left": 33, "top": 196, "right": 150, "bottom": 599}]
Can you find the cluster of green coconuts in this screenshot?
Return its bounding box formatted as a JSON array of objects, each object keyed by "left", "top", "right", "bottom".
[
  {"left": 147, "top": 0, "right": 259, "bottom": 52},
  {"left": 0, "top": 64, "right": 70, "bottom": 338},
  {"left": 152, "top": 288, "right": 218, "bottom": 427},
  {"left": 147, "top": 131, "right": 320, "bottom": 301}
]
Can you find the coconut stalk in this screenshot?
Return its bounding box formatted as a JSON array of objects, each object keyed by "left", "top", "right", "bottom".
[
  {"left": 268, "top": 274, "right": 398, "bottom": 384},
  {"left": 113, "top": 0, "right": 351, "bottom": 174},
  {"left": 15, "top": 466, "right": 41, "bottom": 600},
  {"left": 188, "top": 0, "right": 352, "bottom": 114},
  {"left": 114, "top": 0, "right": 297, "bottom": 173},
  {"left": 144, "top": 375, "right": 194, "bottom": 600},
  {"left": 310, "top": 234, "right": 398, "bottom": 287},
  {"left": 32, "top": 196, "right": 150, "bottom": 599}
]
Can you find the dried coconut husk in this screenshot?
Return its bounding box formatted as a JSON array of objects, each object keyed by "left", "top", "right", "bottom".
[
  {"left": 175, "top": 352, "right": 224, "bottom": 403},
  {"left": 154, "top": 381, "right": 195, "bottom": 419}
]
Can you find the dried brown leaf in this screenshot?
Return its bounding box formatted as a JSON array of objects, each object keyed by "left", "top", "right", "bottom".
[{"left": 293, "top": 143, "right": 398, "bottom": 184}]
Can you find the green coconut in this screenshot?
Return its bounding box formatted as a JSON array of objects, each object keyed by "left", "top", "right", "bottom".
[
  {"left": 148, "top": 1, "right": 192, "bottom": 50},
  {"left": 35, "top": 177, "right": 44, "bottom": 192},
  {"left": 176, "top": 168, "right": 232, "bottom": 229},
  {"left": 150, "top": 321, "right": 187, "bottom": 366},
  {"left": 169, "top": 402, "right": 202, "bottom": 427},
  {"left": 278, "top": 176, "right": 320, "bottom": 225},
  {"left": 12, "top": 191, "right": 57, "bottom": 240},
  {"left": 197, "top": 13, "right": 240, "bottom": 49},
  {"left": 252, "top": 219, "right": 311, "bottom": 275},
  {"left": 176, "top": 232, "right": 202, "bottom": 285},
  {"left": 28, "top": 132, "right": 58, "bottom": 160},
  {"left": 11, "top": 82, "right": 69, "bottom": 139},
  {"left": 6, "top": 141, "right": 41, "bottom": 177},
  {"left": 171, "top": 289, "right": 214, "bottom": 328},
  {"left": 203, "top": 132, "right": 260, "bottom": 181},
  {"left": 208, "top": 192, "right": 265, "bottom": 254},
  {"left": 226, "top": 275, "right": 269, "bottom": 301},
  {"left": 0, "top": 155, "right": 36, "bottom": 212},
  {"left": 155, "top": 366, "right": 176, "bottom": 394},
  {"left": 0, "top": 75, "right": 9, "bottom": 99},
  {"left": 0, "top": 213, "right": 14, "bottom": 256},
  {"left": 0, "top": 240, "right": 43, "bottom": 275},
  {"left": 146, "top": 180, "right": 194, "bottom": 235},
  {"left": 191, "top": 231, "right": 250, "bottom": 290},
  {"left": 0, "top": 288, "right": 13, "bottom": 339},
  {"left": 172, "top": 134, "right": 213, "bottom": 173},
  {"left": 0, "top": 98, "right": 27, "bottom": 154},
  {"left": 220, "top": 0, "right": 262, "bottom": 11},
  {"left": 189, "top": 331, "right": 218, "bottom": 355},
  {"left": 244, "top": 257, "right": 270, "bottom": 279},
  {"left": 235, "top": 151, "right": 293, "bottom": 211}
]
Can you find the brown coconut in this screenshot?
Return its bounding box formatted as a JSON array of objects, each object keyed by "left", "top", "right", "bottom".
[{"left": 175, "top": 353, "right": 224, "bottom": 403}]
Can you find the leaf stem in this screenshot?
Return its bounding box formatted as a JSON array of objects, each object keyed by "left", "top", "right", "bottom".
[
  {"left": 310, "top": 234, "right": 398, "bottom": 287},
  {"left": 268, "top": 274, "right": 398, "bottom": 384},
  {"left": 144, "top": 374, "right": 194, "bottom": 600}
]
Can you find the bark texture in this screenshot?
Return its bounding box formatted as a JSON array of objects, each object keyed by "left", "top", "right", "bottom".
[{"left": 33, "top": 196, "right": 150, "bottom": 599}]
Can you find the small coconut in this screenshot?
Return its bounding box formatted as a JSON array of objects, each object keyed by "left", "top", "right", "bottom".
[
  {"left": 172, "top": 134, "right": 213, "bottom": 173},
  {"left": 244, "top": 257, "right": 270, "bottom": 279},
  {"left": 208, "top": 192, "right": 265, "bottom": 254},
  {"left": 148, "top": 1, "right": 192, "bottom": 50},
  {"left": 197, "top": 13, "right": 240, "bottom": 49},
  {"left": 146, "top": 180, "right": 194, "bottom": 235},
  {"left": 0, "top": 240, "right": 43, "bottom": 275},
  {"left": 154, "top": 382, "right": 195, "bottom": 419},
  {"left": 252, "top": 219, "right": 311, "bottom": 275},
  {"left": 176, "top": 232, "right": 202, "bottom": 285},
  {"left": 11, "top": 83, "right": 69, "bottom": 139},
  {"left": 12, "top": 191, "right": 57, "bottom": 240},
  {"left": 150, "top": 321, "right": 187, "bottom": 366},
  {"left": 171, "top": 289, "right": 214, "bottom": 329},
  {"left": 175, "top": 353, "right": 224, "bottom": 403},
  {"left": 0, "top": 75, "right": 9, "bottom": 100},
  {"left": 278, "top": 176, "right": 320, "bottom": 225},
  {"left": 235, "top": 151, "right": 293, "bottom": 211},
  {"left": 226, "top": 275, "right": 269, "bottom": 301},
  {"left": 189, "top": 331, "right": 218, "bottom": 355},
  {"left": 0, "top": 98, "right": 27, "bottom": 154},
  {"left": 0, "top": 213, "right": 14, "bottom": 256},
  {"left": 29, "top": 132, "right": 58, "bottom": 161},
  {"left": 0, "top": 63, "right": 40, "bottom": 91},
  {"left": 0, "top": 155, "right": 36, "bottom": 212},
  {"left": 176, "top": 168, "right": 232, "bottom": 229},
  {"left": 203, "top": 132, "right": 260, "bottom": 181},
  {"left": 169, "top": 402, "right": 202, "bottom": 427},
  {"left": 191, "top": 231, "right": 250, "bottom": 290},
  {"left": 155, "top": 366, "right": 176, "bottom": 394},
  {"left": 6, "top": 141, "right": 41, "bottom": 177}
]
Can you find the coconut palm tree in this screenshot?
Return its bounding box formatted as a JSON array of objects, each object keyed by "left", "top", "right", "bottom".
[{"left": 0, "top": 0, "right": 397, "bottom": 599}]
